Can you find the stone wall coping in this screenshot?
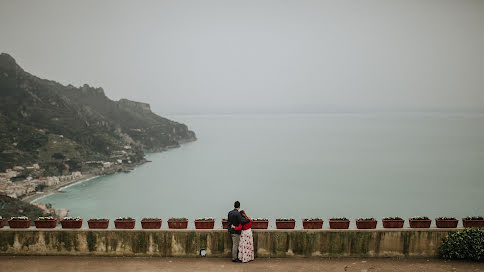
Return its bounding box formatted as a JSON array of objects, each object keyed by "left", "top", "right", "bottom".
[
  {"left": 0, "top": 228, "right": 461, "bottom": 232},
  {"left": 0, "top": 227, "right": 457, "bottom": 258}
]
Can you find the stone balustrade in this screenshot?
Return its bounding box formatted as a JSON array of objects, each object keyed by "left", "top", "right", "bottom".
[{"left": 0, "top": 228, "right": 455, "bottom": 258}]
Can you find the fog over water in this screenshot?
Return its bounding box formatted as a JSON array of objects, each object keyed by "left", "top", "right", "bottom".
[
  {"left": 36, "top": 113, "right": 484, "bottom": 226},
  {"left": 1, "top": 0, "right": 484, "bottom": 114},
  {"left": 2, "top": 1, "right": 483, "bottom": 224}
]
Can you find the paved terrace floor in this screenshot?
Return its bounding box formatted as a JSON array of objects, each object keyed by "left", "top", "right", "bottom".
[{"left": 0, "top": 256, "right": 483, "bottom": 272}]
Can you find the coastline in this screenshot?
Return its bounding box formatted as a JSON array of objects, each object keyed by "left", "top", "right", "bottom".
[
  {"left": 20, "top": 157, "right": 153, "bottom": 204},
  {"left": 18, "top": 137, "right": 197, "bottom": 210},
  {"left": 58, "top": 176, "right": 100, "bottom": 192},
  {"left": 22, "top": 173, "right": 98, "bottom": 204}
]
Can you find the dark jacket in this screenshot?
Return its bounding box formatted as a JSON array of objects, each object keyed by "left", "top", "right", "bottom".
[{"left": 227, "top": 209, "right": 249, "bottom": 234}]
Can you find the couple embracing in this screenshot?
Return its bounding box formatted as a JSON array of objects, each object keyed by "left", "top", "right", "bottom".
[{"left": 227, "top": 201, "right": 254, "bottom": 263}]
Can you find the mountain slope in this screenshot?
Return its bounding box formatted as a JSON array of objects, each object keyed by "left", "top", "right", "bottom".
[
  {"left": 0, "top": 53, "right": 196, "bottom": 173},
  {"left": 0, "top": 195, "right": 54, "bottom": 222}
]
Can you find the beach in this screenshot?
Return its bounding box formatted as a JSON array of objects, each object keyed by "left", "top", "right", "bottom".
[{"left": 21, "top": 174, "right": 98, "bottom": 204}]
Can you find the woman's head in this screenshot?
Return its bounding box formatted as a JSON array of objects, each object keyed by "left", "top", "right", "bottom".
[{"left": 240, "top": 210, "right": 248, "bottom": 218}]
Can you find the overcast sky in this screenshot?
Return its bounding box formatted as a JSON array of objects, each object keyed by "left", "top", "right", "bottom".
[{"left": 1, "top": 0, "right": 483, "bottom": 114}]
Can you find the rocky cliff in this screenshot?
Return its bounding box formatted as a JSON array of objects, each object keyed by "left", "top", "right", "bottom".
[{"left": 0, "top": 53, "right": 196, "bottom": 174}]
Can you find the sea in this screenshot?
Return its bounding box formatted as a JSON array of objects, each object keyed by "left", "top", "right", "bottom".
[{"left": 34, "top": 113, "right": 484, "bottom": 227}]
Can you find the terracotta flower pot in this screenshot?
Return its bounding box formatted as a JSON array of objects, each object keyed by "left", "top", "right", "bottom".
[
  {"left": 88, "top": 219, "right": 110, "bottom": 229},
  {"left": 356, "top": 220, "right": 377, "bottom": 229},
  {"left": 382, "top": 219, "right": 404, "bottom": 228},
  {"left": 409, "top": 219, "right": 431, "bottom": 228},
  {"left": 168, "top": 219, "right": 188, "bottom": 229},
  {"left": 195, "top": 220, "right": 215, "bottom": 229},
  {"left": 462, "top": 219, "right": 484, "bottom": 228},
  {"left": 141, "top": 219, "right": 162, "bottom": 229},
  {"left": 302, "top": 220, "right": 323, "bottom": 229},
  {"left": 34, "top": 219, "right": 57, "bottom": 228},
  {"left": 222, "top": 219, "right": 228, "bottom": 229},
  {"left": 8, "top": 219, "right": 31, "bottom": 228},
  {"left": 61, "top": 219, "right": 83, "bottom": 229},
  {"left": 251, "top": 220, "right": 269, "bottom": 229},
  {"left": 329, "top": 219, "right": 350, "bottom": 229},
  {"left": 114, "top": 219, "right": 136, "bottom": 229},
  {"left": 0, "top": 218, "right": 5, "bottom": 228},
  {"left": 276, "top": 220, "right": 296, "bottom": 229},
  {"left": 435, "top": 219, "right": 458, "bottom": 228}
]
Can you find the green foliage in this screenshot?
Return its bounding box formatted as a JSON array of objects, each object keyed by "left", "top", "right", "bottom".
[
  {"left": 439, "top": 228, "right": 484, "bottom": 261},
  {"left": 438, "top": 217, "right": 457, "bottom": 220},
  {"left": 141, "top": 217, "right": 161, "bottom": 221},
  {"left": 410, "top": 216, "right": 430, "bottom": 220},
  {"left": 168, "top": 217, "right": 188, "bottom": 221},
  {"left": 10, "top": 216, "right": 29, "bottom": 220},
  {"left": 88, "top": 218, "right": 108, "bottom": 221},
  {"left": 464, "top": 216, "right": 484, "bottom": 220},
  {"left": 62, "top": 216, "right": 81, "bottom": 221},
  {"left": 51, "top": 153, "right": 66, "bottom": 160},
  {"left": 35, "top": 183, "right": 48, "bottom": 192},
  {"left": 37, "top": 216, "right": 55, "bottom": 220},
  {"left": 383, "top": 216, "right": 403, "bottom": 220},
  {"left": 0, "top": 195, "right": 52, "bottom": 221},
  {"left": 65, "top": 159, "right": 82, "bottom": 172},
  {"left": 116, "top": 217, "right": 134, "bottom": 221},
  {"left": 330, "top": 217, "right": 348, "bottom": 221},
  {"left": 17, "top": 133, "right": 48, "bottom": 152},
  {"left": 194, "top": 217, "right": 214, "bottom": 221},
  {"left": 0, "top": 53, "right": 196, "bottom": 173},
  {"left": 357, "top": 217, "right": 376, "bottom": 221},
  {"left": 39, "top": 162, "right": 67, "bottom": 176}
]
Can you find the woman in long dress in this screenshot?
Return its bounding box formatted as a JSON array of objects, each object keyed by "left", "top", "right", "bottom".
[{"left": 233, "top": 210, "right": 254, "bottom": 263}]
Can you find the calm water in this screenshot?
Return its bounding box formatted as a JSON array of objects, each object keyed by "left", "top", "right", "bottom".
[{"left": 35, "top": 113, "right": 484, "bottom": 227}]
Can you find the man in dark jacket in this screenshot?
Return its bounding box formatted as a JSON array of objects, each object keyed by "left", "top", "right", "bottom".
[{"left": 227, "top": 200, "right": 249, "bottom": 262}]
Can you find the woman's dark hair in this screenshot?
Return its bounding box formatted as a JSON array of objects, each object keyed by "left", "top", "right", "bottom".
[
  {"left": 240, "top": 210, "right": 248, "bottom": 219},
  {"left": 234, "top": 201, "right": 240, "bottom": 208}
]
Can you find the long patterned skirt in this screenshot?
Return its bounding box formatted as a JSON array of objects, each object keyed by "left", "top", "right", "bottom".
[{"left": 238, "top": 228, "right": 254, "bottom": 262}]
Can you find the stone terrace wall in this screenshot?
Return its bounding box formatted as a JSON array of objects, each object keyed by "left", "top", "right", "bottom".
[{"left": 0, "top": 229, "right": 454, "bottom": 258}]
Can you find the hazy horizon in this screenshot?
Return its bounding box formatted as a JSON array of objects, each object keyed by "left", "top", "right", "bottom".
[
  {"left": 35, "top": 113, "right": 484, "bottom": 224},
  {"left": 1, "top": 0, "right": 483, "bottom": 114}
]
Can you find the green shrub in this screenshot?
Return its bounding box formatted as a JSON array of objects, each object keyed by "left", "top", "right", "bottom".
[{"left": 439, "top": 228, "right": 484, "bottom": 261}]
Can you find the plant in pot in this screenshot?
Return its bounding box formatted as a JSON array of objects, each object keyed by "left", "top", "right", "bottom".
[
  {"left": 329, "top": 217, "right": 350, "bottom": 229},
  {"left": 8, "top": 216, "right": 31, "bottom": 228},
  {"left": 194, "top": 217, "right": 215, "bottom": 229},
  {"left": 87, "top": 218, "right": 110, "bottom": 229},
  {"left": 409, "top": 216, "right": 431, "bottom": 228},
  {"left": 356, "top": 217, "right": 377, "bottom": 229},
  {"left": 462, "top": 216, "right": 484, "bottom": 228},
  {"left": 221, "top": 218, "right": 228, "bottom": 229},
  {"left": 141, "top": 217, "right": 162, "bottom": 229},
  {"left": 382, "top": 216, "right": 404, "bottom": 228},
  {"left": 114, "top": 217, "right": 136, "bottom": 229},
  {"left": 435, "top": 217, "right": 458, "bottom": 228},
  {"left": 0, "top": 216, "right": 5, "bottom": 228},
  {"left": 302, "top": 218, "right": 323, "bottom": 229},
  {"left": 167, "top": 217, "right": 189, "bottom": 229},
  {"left": 60, "top": 216, "right": 83, "bottom": 229},
  {"left": 251, "top": 218, "right": 269, "bottom": 229},
  {"left": 275, "top": 218, "right": 296, "bottom": 229},
  {"left": 34, "top": 216, "right": 58, "bottom": 228}
]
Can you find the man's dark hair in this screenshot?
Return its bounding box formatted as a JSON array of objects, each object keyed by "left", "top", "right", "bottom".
[{"left": 234, "top": 201, "right": 240, "bottom": 208}]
